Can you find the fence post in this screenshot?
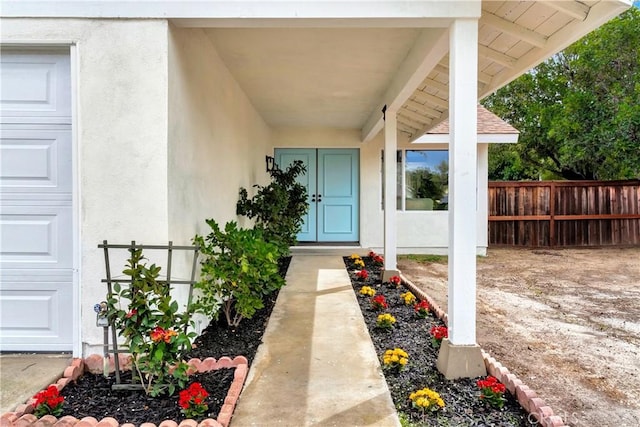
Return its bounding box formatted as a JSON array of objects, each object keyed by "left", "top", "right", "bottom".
[{"left": 549, "top": 182, "right": 556, "bottom": 248}]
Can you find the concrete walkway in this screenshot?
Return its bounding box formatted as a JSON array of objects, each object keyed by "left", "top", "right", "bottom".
[
  {"left": 231, "top": 255, "right": 399, "bottom": 427},
  {"left": 0, "top": 255, "right": 398, "bottom": 426},
  {"left": 0, "top": 353, "right": 71, "bottom": 413}
]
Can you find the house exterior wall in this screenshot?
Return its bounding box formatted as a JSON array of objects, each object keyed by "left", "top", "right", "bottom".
[
  {"left": 273, "top": 128, "right": 488, "bottom": 254},
  {"left": 167, "top": 26, "right": 273, "bottom": 334},
  {"left": 168, "top": 26, "right": 272, "bottom": 242},
  {"left": 1, "top": 17, "right": 488, "bottom": 355},
  {"left": 1, "top": 18, "right": 170, "bottom": 355}
]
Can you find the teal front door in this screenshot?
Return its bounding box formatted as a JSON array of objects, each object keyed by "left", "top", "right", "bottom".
[{"left": 275, "top": 148, "right": 359, "bottom": 242}]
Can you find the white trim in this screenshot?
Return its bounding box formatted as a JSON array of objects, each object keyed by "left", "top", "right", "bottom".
[
  {"left": 413, "top": 133, "right": 518, "bottom": 144},
  {"left": 1, "top": 1, "right": 485, "bottom": 20},
  {"left": 0, "top": 40, "right": 77, "bottom": 47},
  {"left": 70, "top": 42, "right": 82, "bottom": 358},
  {"left": 361, "top": 28, "right": 450, "bottom": 142}
]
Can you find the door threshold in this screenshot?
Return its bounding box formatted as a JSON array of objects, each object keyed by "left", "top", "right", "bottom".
[
  {"left": 296, "top": 242, "right": 360, "bottom": 247},
  {"left": 290, "top": 244, "right": 369, "bottom": 256}
]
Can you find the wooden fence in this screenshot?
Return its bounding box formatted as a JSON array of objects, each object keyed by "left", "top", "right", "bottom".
[{"left": 488, "top": 180, "right": 640, "bottom": 247}]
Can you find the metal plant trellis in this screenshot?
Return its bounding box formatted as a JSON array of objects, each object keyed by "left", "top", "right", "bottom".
[{"left": 98, "top": 240, "right": 199, "bottom": 389}]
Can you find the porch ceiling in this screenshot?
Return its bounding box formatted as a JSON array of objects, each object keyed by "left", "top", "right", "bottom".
[
  {"left": 198, "top": 0, "right": 630, "bottom": 139},
  {"left": 204, "top": 27, "right": 423, "bottom": 128}
]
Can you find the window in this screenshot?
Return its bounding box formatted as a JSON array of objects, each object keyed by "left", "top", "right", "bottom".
[{"left": 382, "top": 150, "right": 448, "bottom": 211}]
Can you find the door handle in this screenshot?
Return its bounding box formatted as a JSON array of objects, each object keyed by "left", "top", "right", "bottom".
[
  {"left": 317, "top": 194, "right": 322, "bottom": 203},
  {"left": 311, "top": 194, "right": 316, "bottom": 203}
]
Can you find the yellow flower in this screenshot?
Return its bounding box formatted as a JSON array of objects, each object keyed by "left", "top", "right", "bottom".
[
  {"left": 350, "top": 253, "right": 361, "bottom": 260},
  {"left": 359, "top": 286, "right": 376, "bottom": 297},
  {"left": 400, "top": 291, "right": 416, "bottom": 305},
  {"left": 409, "top": 387, "right": 445, "bottom": 412},
  {"left": 376, "top": 313, "right": 396, "bottom": 329},
  {"left": 353, "top": 259, "right": 365, "bottom": 268}
]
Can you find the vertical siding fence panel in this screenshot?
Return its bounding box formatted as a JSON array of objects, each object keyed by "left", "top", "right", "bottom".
[{"left": 488, "top": 180, "right": 640, "bottom": 248}]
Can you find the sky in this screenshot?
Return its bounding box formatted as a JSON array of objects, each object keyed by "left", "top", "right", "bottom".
[{"left": 405, "top": 150, "right": 448, "bottom": 172}]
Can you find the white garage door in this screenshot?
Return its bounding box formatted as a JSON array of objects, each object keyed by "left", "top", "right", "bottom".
[{"left": 0, "top": 50, "right": 74, "bottom": 351}]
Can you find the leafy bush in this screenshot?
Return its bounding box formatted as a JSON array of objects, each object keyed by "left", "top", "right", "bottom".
[
  {"left": 193, "top": 220, "right": 284, "bottom": 328},
  {"left": 107, "top": 249, "right": 196, "bottom": 396},
  {"left": 236, "top": 160, "right": 308, "bottom": 256}
]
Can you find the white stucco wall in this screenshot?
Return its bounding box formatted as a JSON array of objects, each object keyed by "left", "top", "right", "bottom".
[
  {"left": 2, "top": 18, "right": 171, "bottom": 356},
  {"left": 167, "top": 27, "right": 273, "bottom": 332},
  {"left": 168, "top": 26, "right": 272, "bottom": 243},
  {"left": 274, "top": 127, "right": 488, "bottom": 254}
]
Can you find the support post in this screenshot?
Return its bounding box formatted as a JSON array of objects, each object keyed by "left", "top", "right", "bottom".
[
  {"left": 382, "top": 107, "right": 400, "bottom": 282},
  {"left": 437, "top": 17, "right": 486, "bottom": 380}
]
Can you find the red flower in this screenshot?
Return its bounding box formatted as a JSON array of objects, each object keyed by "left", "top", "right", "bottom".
[
  {"left": 179, "top": 382, "right": 209, "bottom": 416},
  {"left": 356, "top": 270, "right": 369, "bottom": 280},
  {"left": 125, "top": 309, "right": 137, "bottom": 319},
  {"left": 477, "top": 376, "right": 506, "bottom": 408},
  {"left": 150, "top": 326, "right": 166, "bottom": 343},
  {"left": 368, "top": 251, "right": 377, "bottom": 258},
  {"left": 491, "top": 383, "right": 506, "bottom": 394},
  {"left": 430, "top": 326, "right": 448, "bottom": 340},
  {"left": 33, "top": 385, "right": 64, "bottom": 416},
  {"left": 388, "top": 276, "right": 401, "bottom": 286},
  {"left": 413, "top": 300, "right": 430, "bottom": 317},
  {"left": 477, "top": 376, "right": 506, "bottom": 394},
  {"left": 372, "top": 295, "right": 388, "bottom": 310},
  {"left": 34, "top": 385, "right": 64, "bottom": 408},
  {"left": 373, "top": 255, "right": 384, "bottom": 264}
]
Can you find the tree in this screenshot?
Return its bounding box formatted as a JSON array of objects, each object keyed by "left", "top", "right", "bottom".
[{"left": 482, "top": 7, "right": 640, "bottom": 181}]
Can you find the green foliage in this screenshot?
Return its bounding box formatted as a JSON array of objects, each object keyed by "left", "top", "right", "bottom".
[
  {"left": 406, "top": 160, "right": 448, "bottom": 209},
  {"left": 193, "top": 220, "right": 284, "bottom": 328},
  {"left": 107, "top": 248, "right": 196, "bottom": 396},
  {"left": 236, "top": 160, "right": 309, "bottom": 256},
  {"left": 483, "top": 7, "right": 640, "bottom": 181}
]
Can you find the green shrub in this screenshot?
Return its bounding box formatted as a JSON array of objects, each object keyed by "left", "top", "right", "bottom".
[
  {"left": 236, "top": 160, "right": 308, "bottom": 256},
  {"left": 107, "top": 248, "right": 195, "bottom": 396},
  {"left": 193, "top": 220, "right": 284, "bottom": 328}
]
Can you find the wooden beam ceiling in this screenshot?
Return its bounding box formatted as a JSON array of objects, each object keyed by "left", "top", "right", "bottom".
[{"left": 481, "top": 11, "right": 547, "bottom": 48}]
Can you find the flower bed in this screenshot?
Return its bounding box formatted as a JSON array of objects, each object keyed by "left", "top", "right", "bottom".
[
  {"left": 0, "top": 355, "right": 248, "bottom": 427},
  {"left": 345, "top": 253, "right": 565, "bottom": 426}
]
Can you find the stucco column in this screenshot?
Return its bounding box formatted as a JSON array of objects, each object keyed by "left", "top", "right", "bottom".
[
  {"left": 437, "top": 17, "right": 487, "bottom": 379},
  {"left": 382, "top": 107, "right": 400, "bottom": 281}
]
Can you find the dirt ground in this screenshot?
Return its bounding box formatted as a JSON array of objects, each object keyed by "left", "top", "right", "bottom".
[{"left": 398, "top": 247, "right": 640, "bottom": 427}]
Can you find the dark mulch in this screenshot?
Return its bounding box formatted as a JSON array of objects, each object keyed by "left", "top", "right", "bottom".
[
  {"left": 59, "top": 257, "right": 291, "bottom": 425},
  {"left": 60, "top": 370, "right": 234, "bottom": 425},
  {"left": 59, "top": 255, "right": 534, "bottom": 426},
  {"left": 344, "top": 255, "right": 535, "bottom": 427}
]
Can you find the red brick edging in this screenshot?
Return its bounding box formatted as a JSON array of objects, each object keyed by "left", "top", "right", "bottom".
[
  {"left": 0, "top": 355, "right": 249, "bottom": 427},
  {"left": 400, "top": 274, "right": 566, "bottom": 427}
]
